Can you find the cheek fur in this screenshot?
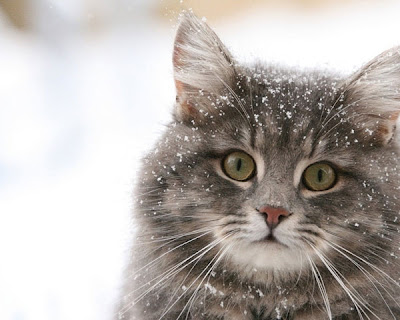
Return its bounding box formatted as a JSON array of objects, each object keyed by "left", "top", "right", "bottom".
[{"left": 241, "top": 209, "right": 269, "bottom": 242}]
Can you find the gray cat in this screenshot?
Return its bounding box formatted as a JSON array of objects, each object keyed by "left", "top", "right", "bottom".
[{"left": 117, "top": 12, "right": 400, "bottom": 320}]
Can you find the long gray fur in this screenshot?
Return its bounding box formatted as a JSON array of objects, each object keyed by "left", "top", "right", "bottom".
[{"left": 117, "top": 12, "right": 400, "bottom": 320}]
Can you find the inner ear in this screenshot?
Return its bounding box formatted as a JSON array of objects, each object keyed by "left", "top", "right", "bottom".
[
  {"left": 380, "top": 117, "right": 398, "bottom": 144},
  {"left": 386, "top": 124, "right": 396, "bottom": 144}
]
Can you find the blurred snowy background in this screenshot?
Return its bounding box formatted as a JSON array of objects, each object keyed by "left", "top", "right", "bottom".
[{"left": 0, "top": 0, "right": 400, "bottom": 319}]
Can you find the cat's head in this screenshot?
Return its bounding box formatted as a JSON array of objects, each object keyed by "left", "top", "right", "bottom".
[{"left": 139, "top": 13, "right": 400, "bottom": 278}]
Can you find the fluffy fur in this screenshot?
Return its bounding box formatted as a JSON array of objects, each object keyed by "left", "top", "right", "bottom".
[{"left": 117, "top": 13, "right": 400, "bottom": 320}]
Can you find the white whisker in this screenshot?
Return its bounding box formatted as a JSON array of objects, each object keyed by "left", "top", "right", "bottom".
[
  {"left": 325, "top": 240, "right": 398, "bottom": 319},
  {"left": 158, "top": 234, "right": 232, "bottom": 319},
  {"left": 307, "top": 254, "right": 332, "bottom": 319},
  {"left": 215, "top": 73, "right": 252, "bottom": 129},
  {"left": 182, "top": 244, "right": 231, "bottom": 320},
  {"left": 119, "top": 236, "right": 225, "bottom": 317},
  {"left": 305, "top": 240, "right": 378, "bottom": 320}
]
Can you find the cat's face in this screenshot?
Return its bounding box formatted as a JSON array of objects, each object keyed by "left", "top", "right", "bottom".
[{"left": 139, "top": 13, "right": 400, "bottom": 279}]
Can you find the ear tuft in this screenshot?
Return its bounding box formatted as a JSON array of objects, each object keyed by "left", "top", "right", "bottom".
[{"left": 172, "top": 11, "right": 235, "bottom": 122}]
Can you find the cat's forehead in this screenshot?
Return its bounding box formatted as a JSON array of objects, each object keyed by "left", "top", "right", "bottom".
[
  {"left": 232, "top": 66, "right": 340, "bottom": 145},
  {"left": 243, "top": 65, "right": 340, "bottom": 112},
  {"left": 190, "top": 65, "right": 365, "bottom": 170}
]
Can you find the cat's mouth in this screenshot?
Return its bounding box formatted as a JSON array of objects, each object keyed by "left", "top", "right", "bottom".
[
  {"left": 265, "top": 233, "right": 276, "bottom": 241},
  {"left": 258, "top": 233, "right": 289, "bottom": 248}
]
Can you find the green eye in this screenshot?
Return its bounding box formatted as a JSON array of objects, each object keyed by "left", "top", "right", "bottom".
[
  {"left": 303, "top": 162, "right": 337, "bottom": 191},
  {"left": 223, "top": 151, "right": 255, "bottom": 181}
]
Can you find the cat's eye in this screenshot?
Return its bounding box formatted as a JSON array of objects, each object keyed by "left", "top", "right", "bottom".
[
  {"left": 303, "top": 163, "right": 337, "bottom": 191},
  {"left": 223, "top": 151, "right": 255, "bottom": 181}
]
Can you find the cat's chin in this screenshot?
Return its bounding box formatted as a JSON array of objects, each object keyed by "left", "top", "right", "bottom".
[{"left": 228, "top": 241, "right": 306, "bottom": 272}]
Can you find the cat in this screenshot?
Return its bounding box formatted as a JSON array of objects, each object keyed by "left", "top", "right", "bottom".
[{"left": 117, "top": 12, "right": 400, "bottom": 320}]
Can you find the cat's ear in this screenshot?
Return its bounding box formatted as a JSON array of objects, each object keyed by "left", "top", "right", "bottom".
[
  {"left": 343, "top": 47, "right": 400, "bottom": 144},
  {"left": 173, "top": 12, "right": 236, "bottom": 122}
]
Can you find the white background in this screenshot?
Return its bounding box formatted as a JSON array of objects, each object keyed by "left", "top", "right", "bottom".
[{"left": 1, "top": 0, "right": 400, "bottom": 319}]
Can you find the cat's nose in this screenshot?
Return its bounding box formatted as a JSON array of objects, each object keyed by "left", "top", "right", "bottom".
[{"left": 258, "top": 206, "right": 290, "bottom": 229}]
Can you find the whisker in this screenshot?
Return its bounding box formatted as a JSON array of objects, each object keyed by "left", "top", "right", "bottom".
[
  {"left": 325, "top": 240, "right": 398, "bottom": 319},
  {"left": 129, "top": 230, "right": 213, "bottom": 278},
  {"left": 160, "top": 237, "right": 232, "bottom": 317},
  {"left": 215, "top": 73, "right": 252, "bottom": 129},
  {"left": 292, "top": 253, "right": 305, "bottom": 289},
  {"left": 325, "top": 234, "right": 400, "bottom": 289},
  {"left": 182, "top": 243, "right": 231, "bottom": 320},
  {"left": 318, "top": 89, "right": 344, "bottom": 127},
  {"left": 137, "top": 228, "right": 214, "bottom": 245},
  {"left": 305, "top": 240, "right": 377, "bottom": 320},
  {"left": 119, "top": 236, "right": 227, "bottom": 317},
  {"left": 306, "top": 254, "right": 332, "bottom": 319},
  {"left": 158, "top": 234, "right": 232, "bottom": 319},
  {"left": 328, "top": 240, "right": 400, "bottom": 292}
]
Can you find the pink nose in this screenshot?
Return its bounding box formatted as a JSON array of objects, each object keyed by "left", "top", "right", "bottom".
[{"left": 258, "top": 206, "right": 290, "bottom": 229}]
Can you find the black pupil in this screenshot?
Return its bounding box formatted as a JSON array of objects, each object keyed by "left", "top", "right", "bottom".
[
  {"left": 317, "top": 169, "right": 323, "bottom": 182},
  {"left": 236, "top": 158, "right": 242, "bottom": 171}
]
